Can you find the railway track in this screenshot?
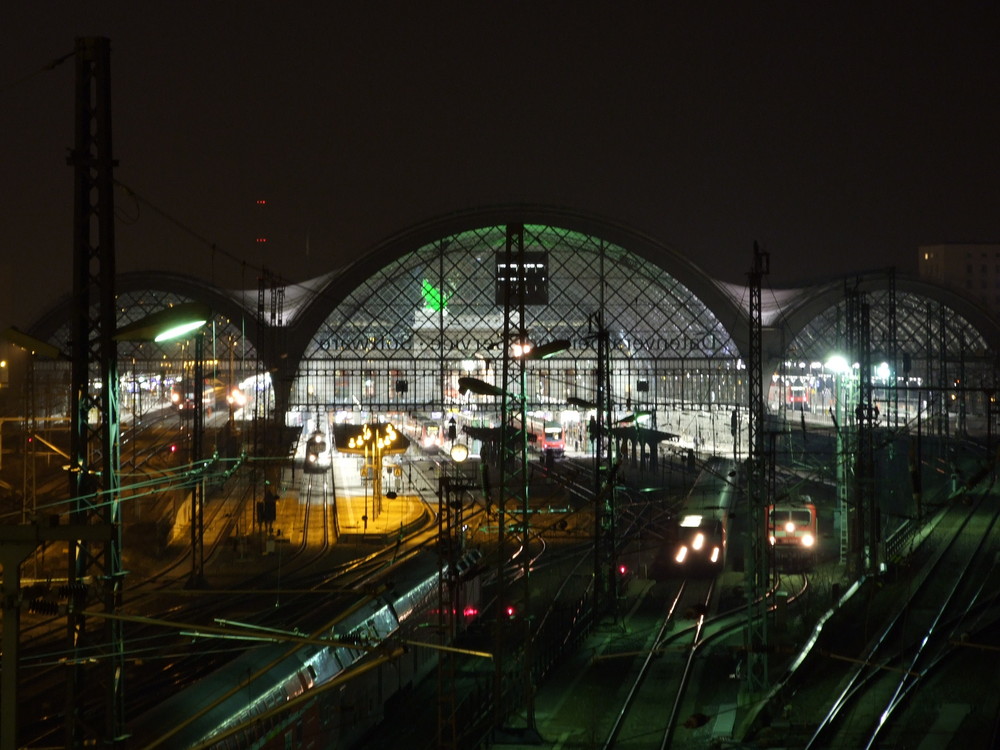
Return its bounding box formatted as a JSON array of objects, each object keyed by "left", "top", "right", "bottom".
[{"left": 802, "top": 483, "right": 1000, "bottom": 748}]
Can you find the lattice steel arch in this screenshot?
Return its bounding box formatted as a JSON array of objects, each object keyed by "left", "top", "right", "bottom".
[
  {"left": 30, "top": 283, "right": 261, "bottom": 406},
  {"left": 290, "top": 219, "right": 744, "bottom": 420},
  {"left": 785, "top": 288, "right": 994, "bottom": 401}
]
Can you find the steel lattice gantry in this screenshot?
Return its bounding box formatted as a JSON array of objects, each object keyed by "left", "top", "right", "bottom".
[{"left": 66, "top": 36, "right": 124, "bottom": 748}]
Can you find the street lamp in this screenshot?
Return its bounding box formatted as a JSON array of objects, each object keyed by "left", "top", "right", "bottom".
[
  {"left": 112, "top": 302, "right": 210, "bottom": 343},
  {"left": 347, "top": 422, "right": 403, "bottom": 526},
  {"left": 116, "top": 302, "right": 212, "bottom": 587},
  {"left": 458, "top": 376, "right": 511, "bottom": 399}
]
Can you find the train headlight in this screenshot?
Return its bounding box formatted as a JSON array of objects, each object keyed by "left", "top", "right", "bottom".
[
  {"left": 710, "top": 547, "right": 720, "bottom": 563},
  {"left": 784, "top": 521, "right": 796, "bottom": 533},
  {"left": 801, "top": 533, "right": 815, "bottom": 548},
  {"left": 768, "top": 535, "right": 776, "bottom": 545},
  {"left": 675, "top": 546, "right": 688, "bottom": 564},
  {"left": 692, "top": 532, "right": 705, "bottom": 551}
]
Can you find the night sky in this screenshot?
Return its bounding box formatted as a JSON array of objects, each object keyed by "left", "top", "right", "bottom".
[{"left": 2, "top": 2, "right": 999, "bottom": 331}]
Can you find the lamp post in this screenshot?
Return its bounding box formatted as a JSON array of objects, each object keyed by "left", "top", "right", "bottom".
[
  {"left": 826, "top": 355, "right": 853, "bottom": 567},
  {"left": 0, "top": 329, "right": 77, "bottom": 750},
  {"left": 348, "top": 422, "right": 401, "bottom": 525},
  {"left": 115, "top": 302, "right": 211, "bottom": 587}
]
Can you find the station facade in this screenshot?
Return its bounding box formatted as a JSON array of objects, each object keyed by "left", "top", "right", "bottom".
[{"left": 20, "top": 206, "right": 1000, "bottom": 450}]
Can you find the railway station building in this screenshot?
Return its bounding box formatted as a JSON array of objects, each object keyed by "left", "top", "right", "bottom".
[{"left": 16, "top": 206, "right": 1000, "bottom": 463}]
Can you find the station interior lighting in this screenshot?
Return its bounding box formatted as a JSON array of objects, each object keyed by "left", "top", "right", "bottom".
[
  {"left": 510, "top": 338, "right": 533, "bottom": 358},
  {"left": 226, "top": 387, "right": 247, "bottom": 407},
  {"left": 516, "top": 338, "right": 571, "bottom": 361},
  {"left": 450, "top": 443, "right": 469, "bottom": 463},
  {"left": 824, "top": 354, "right": 851, "bottom": 375}
]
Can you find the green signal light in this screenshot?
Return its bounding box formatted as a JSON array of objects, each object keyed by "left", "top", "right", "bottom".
[{"left": 421, "top": 279, "right": 451, "bottom": 312}]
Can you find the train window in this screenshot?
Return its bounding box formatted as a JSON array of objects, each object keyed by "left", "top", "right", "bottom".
[{"left": 770, "top": 509, "right": 812, "bottom": 525}]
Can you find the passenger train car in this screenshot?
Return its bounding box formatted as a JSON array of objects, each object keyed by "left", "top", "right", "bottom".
[
  {"left": 768, "top": 499, "right": 818, "bottom": 570},
  {"left": 672, "top": 457, "right": 736, "bottom": 572},
  {"left": 512, "top": 416, "right": 566, "bottom": 459},
  {"left": 785, "top": 383, "right": 810, "bottom": 411},
  {"left": 403, "top": 414, "right": 444, "bottom": 451},
  {"left": 527, "top": 417, "right": 565, "bottom": 459},
  {"left": 170, "top": 379, "right": 225, "bottom": 417},
  {"left": 303, "top": 429, "right": 330, "bottom": 473},
  {"left": 129, "top": 549, "right": 484, "bottom": 749}
]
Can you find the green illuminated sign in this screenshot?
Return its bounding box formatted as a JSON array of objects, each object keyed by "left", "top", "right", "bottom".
[{"left": 421, "top": 279, "right": 451, "bottom": 312}]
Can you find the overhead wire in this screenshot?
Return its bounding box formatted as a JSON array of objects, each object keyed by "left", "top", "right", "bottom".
[{"left": 0, "top": 48, "right": 75, "bottom": 93}]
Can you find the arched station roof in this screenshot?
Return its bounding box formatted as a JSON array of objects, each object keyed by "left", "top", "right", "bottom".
[
  {"left": 28, "top": 271, "right": 261, "bottom": 372},
  {"left": 21, "top": 210, "right": 1000, "bottom": 416},
  {"left": 286, "top": 206, "right": 749, "bottom": 367},
  {"left": 774, "top": 271, "right": 1000, "bottom": 358}
]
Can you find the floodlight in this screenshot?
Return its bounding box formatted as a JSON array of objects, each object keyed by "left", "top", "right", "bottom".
[
  {"left": 458, "top": 376, "right": 510, "bottom": 398},
  {"left": 113, "top": 302, "right": 212, "bottom": 342}
]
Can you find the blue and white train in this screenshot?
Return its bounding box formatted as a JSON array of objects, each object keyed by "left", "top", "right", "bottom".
[{"left": 130, "top": 549, "right": 484, "bottom": 749}]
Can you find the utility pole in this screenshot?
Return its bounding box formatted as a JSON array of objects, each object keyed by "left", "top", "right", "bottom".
[
  {"left": 2, "top": 524, "right": 113, "bottom": 750},
  {"left": 744, "top": 242, "right": 769, "bottom": 697},
  {"left": 187, "top": 332, "right": 207, "bottom": 587},
  {"left": 590, "top": 311, "right": 617, "bottom": 621},
  {"left": 66, "top": 36, "right": 126, "bottom": 747}
]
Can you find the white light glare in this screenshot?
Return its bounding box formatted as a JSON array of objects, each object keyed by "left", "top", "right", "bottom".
[{"left": 825, "top": 354, "right": 850, "bottom": 374}]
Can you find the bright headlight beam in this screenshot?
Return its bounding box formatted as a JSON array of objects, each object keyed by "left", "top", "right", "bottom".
[{"left": 153, "top": 320, "right": 208, "bottom": 342}]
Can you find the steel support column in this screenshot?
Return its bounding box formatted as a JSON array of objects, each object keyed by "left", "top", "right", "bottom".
[
  {"left": 744, "top": 242, "right": 769, "bottom": 696},
  {"left": 66, "top": 36, "right": 125, "bottom": 747}
]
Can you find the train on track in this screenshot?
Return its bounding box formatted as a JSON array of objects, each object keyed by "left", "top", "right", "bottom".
[
  {"left": 304, "top": 429, "right": 331, "bottom": 473},
  {"left": 672, "top": 457, "right": 736, "bottom": 572},
  {"left": 516, "top": 415, "right": 566, "bottom": 459},
  {"left": 402, "top": 414, "right": 444, "bottom": 451},
  {"left": 768, "top": 499, "right": 818, "bottom": 569},
  {"left": 170, "top": 379, "right": 225, "bottom": 417},
  {"left": 129, "top": 549, "right": 485, "bottom": 749},
  {"left": 460, "top": 414, "right": 565, "bottom": 464},
  {"left": 784, "top": 383, "right": 811, "bottom": 411}
]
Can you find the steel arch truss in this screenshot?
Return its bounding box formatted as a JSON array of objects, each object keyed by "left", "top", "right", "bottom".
[
  {"left": 295, "top": 224, "right": 741, "bottom": 417},
  {"left": 783, "top": 288, "right": 997, "bottom": 431}
]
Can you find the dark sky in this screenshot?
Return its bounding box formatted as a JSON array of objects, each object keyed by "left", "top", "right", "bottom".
[{"left": 2, "top": 2, "right": 999, "bottom": 331}]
